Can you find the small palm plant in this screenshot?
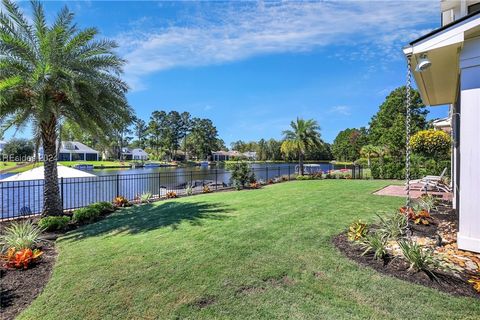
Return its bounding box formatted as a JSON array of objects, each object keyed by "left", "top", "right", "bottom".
[{"left": 0, "top": 220, "right": 44, "bottom": 251}]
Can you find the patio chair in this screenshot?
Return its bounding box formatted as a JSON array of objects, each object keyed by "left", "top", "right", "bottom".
[{"left": 408, "top": 167, "right": 451, "bottom": 192}]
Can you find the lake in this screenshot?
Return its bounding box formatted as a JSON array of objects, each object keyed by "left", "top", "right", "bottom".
[{"left": 0, "top": 162, "right": 339, "bottom": 219}]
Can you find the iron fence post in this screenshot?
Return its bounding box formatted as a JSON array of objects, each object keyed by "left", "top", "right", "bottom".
[
  {"left": 61, "top": 177, "right": 64, "bottom": 208},
  {"left": 288, "top": 165, "right": 291, "bottom": 180},
  {"left": 266, "top": 166, "right": 269, "bottom": 182},
  {"left": 116, "top": 174, "right": 120, "bottom": 197}
]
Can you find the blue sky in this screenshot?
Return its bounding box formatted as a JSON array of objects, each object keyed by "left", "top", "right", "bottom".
[{"left": 5, "top": 0, "right": 448, "bottom": 145}]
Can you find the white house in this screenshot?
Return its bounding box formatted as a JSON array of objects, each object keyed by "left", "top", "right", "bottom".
[
  {"left": 403, "top": 0, "right": 480, "bottom": 252},
  {"left": 121, "top": 147, "right": 149, "bottom": 161},
  {"left": 39, "top": 141, "right": 99, "bottom": 161}
]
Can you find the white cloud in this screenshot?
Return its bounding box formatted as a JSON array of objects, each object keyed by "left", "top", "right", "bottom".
[
  {"left": 329, "top": 105, "right": 352, "bottom": 116},
  {"left": 117, "top": 1, "right": 438, "bottom": 90}
]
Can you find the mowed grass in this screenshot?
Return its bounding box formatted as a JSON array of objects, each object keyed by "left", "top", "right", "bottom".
[{"left": 20, "top": 180, "right": 480, "bottom": 319}]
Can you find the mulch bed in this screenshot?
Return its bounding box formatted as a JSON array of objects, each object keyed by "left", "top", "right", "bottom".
[
  {"left": 333, "top": 211, "right": 479, "bottom": 299},
  {"left": 0, "top": 238, "right": 58, "bottom": 320}
]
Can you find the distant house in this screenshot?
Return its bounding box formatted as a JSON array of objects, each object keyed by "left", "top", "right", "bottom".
[
  {"left": 39, "top": 141, "right": 99, "bottom": 161},
  {"left": 0, "top": 140, "right": 6, "bottom": 154},
  {"left": 212, "top": 150, "right": 256, "bottom": 161},
  {"left": 121, "top": 148, "right": 148, "bottom": 161}
]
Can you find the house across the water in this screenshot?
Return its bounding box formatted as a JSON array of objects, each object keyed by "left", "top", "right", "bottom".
[
  {"left": 39, "top": 141, "right": 99, "bottom": 161},
  {"left": 121, "top": 148, "right": 149, "bottom": 161}
]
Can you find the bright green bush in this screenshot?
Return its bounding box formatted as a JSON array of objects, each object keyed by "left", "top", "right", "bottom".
[
  {"left": 89, "top": 201, "right": 115, "bottom": 213},
  {"left": 410, "top": 129, "right": 450, "bottom": 159},
  {"left": 227, "top": 161, "right": 255, "bottom": 190},
  {"left": 72, "top": 207, "right": 102, "bottom": 224},
  {"left": 38, "top": 216, "right": 71, "bottom": 231},
  {"left": 296, "top": 175, "right": 312, "bottom": 180}
]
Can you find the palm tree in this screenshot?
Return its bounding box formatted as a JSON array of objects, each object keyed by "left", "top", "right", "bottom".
[
  {"left": 0, "top": 0, "right": 132, "bottom": 216},
  {"left": 282, "top": 118, "right": 322, "bottom": 175},
  {"left": 360, "top": 144, "right": 379, "bottom": 167}
]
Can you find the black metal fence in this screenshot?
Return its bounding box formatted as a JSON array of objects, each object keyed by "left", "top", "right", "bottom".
[{"left": 0, "top": 164, "right": 363, "bottom": 220}]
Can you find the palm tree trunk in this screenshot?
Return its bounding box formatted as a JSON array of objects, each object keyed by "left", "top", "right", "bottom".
[
  {"left": 41, "top": 115, "right": 63, "bottom": 216},
  {"left": 367, "top": 155, "right": 371, "bottom": 168},
  {"left": 299, "top": 152, "right": 304, "bottom": 175}
]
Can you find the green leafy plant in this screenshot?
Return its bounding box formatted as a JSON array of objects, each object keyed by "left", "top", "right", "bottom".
[
  {"left": 89, "top": 202, "right": 115, "bottom": 213},
  {"left": 228, "top": 162, "right": 255, "bottom": 190},
  {"left": 72, "top": 207, "right": 102, "bottom": 225},
  {"left": 185, "top": 186, "right": 193, "bottom": 196},
  {"left": 347, "top": 220, "right": 368, "bottom": 242},
  {"left": 140, "top": 192, "right": 153, "bottom": 203},
  {"left": 398, "top": 239, "right": 449, "bottom": 278},
  {"left": 417, "top": 194, "right": 437, "bottom": 214},
  {"left": 38, "top": 216, "right": 71, "bottom": 232},
  {"left": 0, "top": 220, "right": 44, "bottom": 251},
  {"left": 296, "top": 175, "right": 312, "bottom": 180},
  {"left": 375, "top": 212, "right": 407, "bottom": 241},
  {"left": 359, "top": 232, "right": 388, "bottom": 260}
]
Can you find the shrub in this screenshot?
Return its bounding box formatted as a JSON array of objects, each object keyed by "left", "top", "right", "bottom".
[
  {"left": 203, "top": 185, "right": 211, "bottom": 193},
  {"left": 468, "top": 276, "right": 480, "bottom": 293},
  {"left": 185, "top": 186, "right": 193, "bottom": 196},
  {"left": 113, "top": 196, "right": 130, "bottom": 207},
  {"left": 0, "top": 220, "right": 44, "bottom": 251},
  {"left": 38, "top": 216, "right": 70, "bottom": 232},
  {"left": 166, "top": 191, "right": 177, "bottom": 199},
  {"left": 347, "top": 220, "right": 368, "bottom": 242},
  {"left": 359, "top": 232, "right": 388, "bottom": 260},
  {"left": 140, "top": 192, "right": 153, "bottom": 203},
  {"left": 89, "top": 202, "right": 115, "bottom": 213},
  {"left": 2, "top": 247, "right": 43, "bottom": 269},
  {"left": 228, "top": 162, "right": 255, "bottom": 190},
  {"left": 398, "top": 239, "right": 447, "bottom": 278},
  {"left": 410, "top": 129, "right": 451, "bottom": 159},
  {"left": 72, "top": 207, "right": 102, "bottom": 224},
  {"left": 296, "top": 175, "right": 312, "bottom": 180},
  {"left": 375, "top": 212, "right": 407, "bottom": 241}
]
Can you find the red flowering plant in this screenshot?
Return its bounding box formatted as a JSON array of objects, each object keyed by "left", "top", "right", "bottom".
[
  {"left": 399, "top": 206, "right": 431, "bottom": 225},
  {"left": 113, "top": 196, "right": 130, "bottom": 207},
  {"left": 2, "top": 247, "right": 43, "bottom": 269},
  {"left": 166, "top": 191, "right": 178, "bottom": 199}
]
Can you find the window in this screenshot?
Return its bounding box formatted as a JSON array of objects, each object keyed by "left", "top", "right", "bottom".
[{"left": 468, "top": 3, "right": 480, "bottom": 14}]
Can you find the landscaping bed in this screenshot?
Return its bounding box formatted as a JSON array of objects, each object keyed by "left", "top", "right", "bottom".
[
  {"left": 334, "top": 199, "right": 480, "bottom": 299},
  {"left": 0, "top": 239, "right": 57, "bottom": 320}
]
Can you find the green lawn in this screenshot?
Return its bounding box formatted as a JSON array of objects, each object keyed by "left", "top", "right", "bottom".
[{"left": 20, "top": 180, "right": 479, "bottom": 319}]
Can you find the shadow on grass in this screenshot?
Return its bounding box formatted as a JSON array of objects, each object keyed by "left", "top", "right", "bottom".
[{"left": 62, "top": 201, "right": 233, "bottom": 242}]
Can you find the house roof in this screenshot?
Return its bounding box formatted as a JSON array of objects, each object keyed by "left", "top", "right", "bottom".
[
  {"left": 409, "top": 10, "right": 480, "bottom": 45},
  {"left": 60, "top": 141, "right": 99, "bottom": 153}
]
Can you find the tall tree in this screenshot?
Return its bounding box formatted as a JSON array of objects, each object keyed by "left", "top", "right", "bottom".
[
  {"left": 180, "top": 111, "right": 191, "bottom": 159},
  {"left": 133, "top": 117, "right": 147, "bottom": 149},
  {"left": 0, "top": 1, "right": 132, "bottom": 215},
  {"left": 188, "top": 118, "right": 219, "bottom": 160},
  {"left": 369, "top": 86, "right": 427, "bottom": 157},
  {"left": 282, "top": 118, "right": 322, "bottom": 175},
  {"left": 331, "top": 128, "right": 368, "bottom": 162},
  {"left": 360, "top": 144, "right": 379, "bottom": 167},
  {"left": 147, "top": 111, "right": 167, "bottom": 160}
]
